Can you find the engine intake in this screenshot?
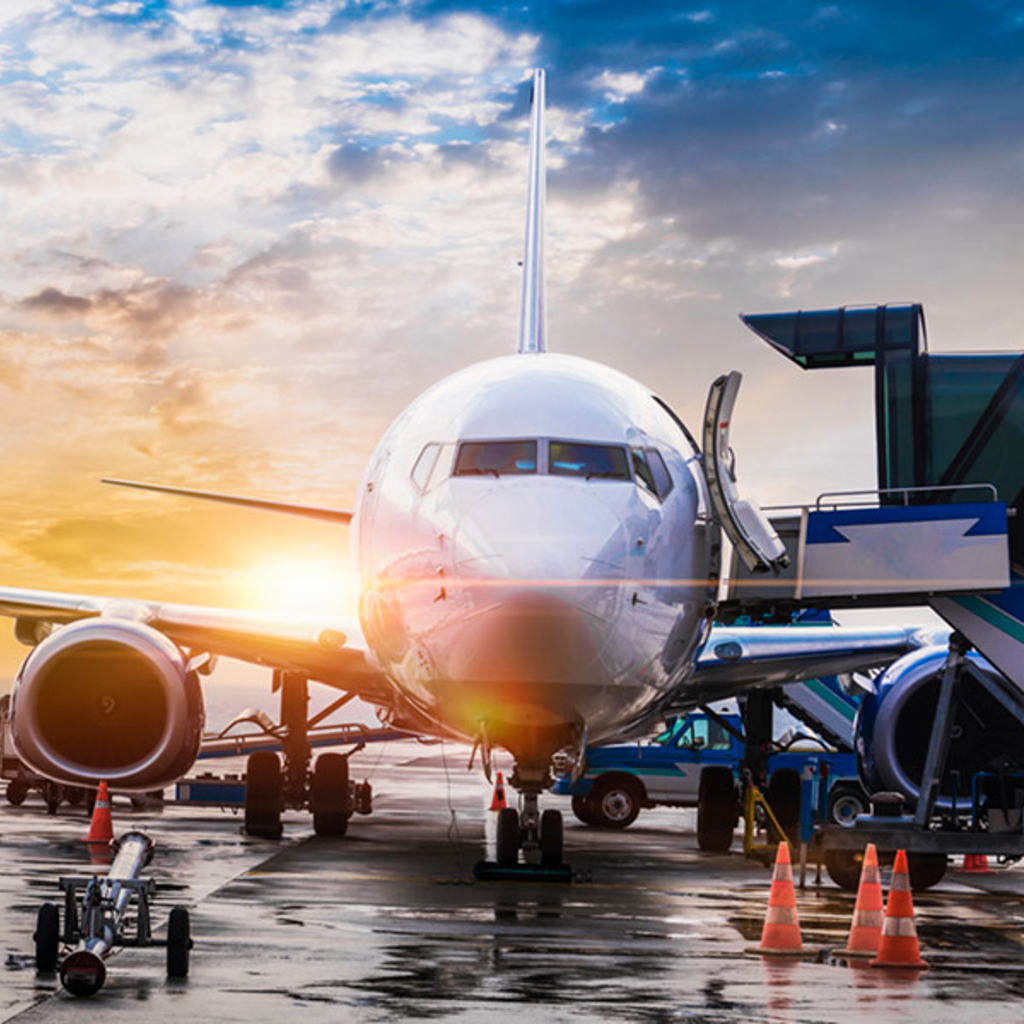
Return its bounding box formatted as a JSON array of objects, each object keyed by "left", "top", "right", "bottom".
[
  {"left": 857, "top": 645, "right": 1024, "bottom": 810},
  {"left": 11, "top": 619, "right": 204, "bottom": 790}
]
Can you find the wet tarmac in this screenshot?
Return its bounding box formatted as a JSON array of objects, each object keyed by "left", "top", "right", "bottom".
[{"left": 4, "top": 743, "right": 1024, "bottom": 1022}]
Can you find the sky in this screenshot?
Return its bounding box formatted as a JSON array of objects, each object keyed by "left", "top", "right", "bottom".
[{"left": 0, "top": 0, "right": 1021, "bottom": 683}]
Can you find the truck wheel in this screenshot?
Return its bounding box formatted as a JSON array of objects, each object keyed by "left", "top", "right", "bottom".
[
  {"left": 827, "top": 783, "right": 869, "bottom": 828},
  {"left": 908, "top": 853, "right": 947, "bottom": 891},
  {"left": 697, "top": 767, "right": 738, "bottom": 852},
  {"left": 244, "top": 752, "right": 283, "bottom": 839},
  {"left": 571, "top": 794, "right": 598, "bottom": 826},
  {"left": 825, "top": 849, "right": 864, "bottom": 891},
  {"left": 766, "top": 769, "right": 801, "bottom": 846},
  {"left": 311, "top": 753, "right": 350, "bottom": 838},
  {"left": 588, "top": 776, "right": 643, "bottom": 828}
]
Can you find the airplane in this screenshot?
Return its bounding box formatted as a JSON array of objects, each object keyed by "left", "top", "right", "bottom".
[{"left": 2, "top": 70, "right": 941, "bottom": 867}]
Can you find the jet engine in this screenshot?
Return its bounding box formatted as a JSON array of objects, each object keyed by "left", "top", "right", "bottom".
[
  {"left": 856, "top": 645, "right": 1024, "bottom": 810},
  {"left": 10, "top": 618, "right": 204, "bottom": 791}
]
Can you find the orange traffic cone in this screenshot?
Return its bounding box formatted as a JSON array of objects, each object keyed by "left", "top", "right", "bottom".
[
  {"left": 960, "top": 853, "right": 991, "bottom": 874},
  {"left": 844, "top": 843, "right": 884, "bottom": 957},
  {"left": 870, "top": 849, "right": 928, "bottom": 969},
  {"left": 86, "top": 781, "right": 114, "bottom": 844},
  {"left": 489, "top": 771, "right": 508, "bottom": 812},
  {"left": 757, "top": 842, "right": 803, "bottom": 956}
]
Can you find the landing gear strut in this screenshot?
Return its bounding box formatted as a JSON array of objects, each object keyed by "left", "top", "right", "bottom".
[{"left": 242, "top": 672, "right": 371, "bottom": 839}]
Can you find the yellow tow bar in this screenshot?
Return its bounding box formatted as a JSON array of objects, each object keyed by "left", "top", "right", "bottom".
[{"left": 742, "top": 781, "right": 790, "bottom": 863}]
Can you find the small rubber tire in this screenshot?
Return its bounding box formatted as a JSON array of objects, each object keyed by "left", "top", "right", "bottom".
[
  {"left": 35, "top": 903, "right": 60, "bottom": 972},
  {"left": 588, "top": 776, "right": 644, "bottom": 829},
  {"left": 311, "top": 753, "right": 350, "bottom": 838},
  {"left": 6, "top": 779, "right": 29, "bottom": 806},
  {"left": 44, "top": 782, "right": 61, "bottom": 816},
  {"left": 697, "top": 767, "right": 738, "bottom": 853},
  {"left": 540, "top": 809, "right": 564, "bottom": 867},
  {"left": 908, "top": 853, "right": 947, "bottom": 891},
  {"left": 166, "top": 906, "right": 191, "bottom": 979},
  {"left": 570, "top": 794, "right": 598, "bottom": 826},
  {"left": 824, "top": 848, "right": 864, "bottom": 891},
  {"left": 244, "top": 752, "right": 283, "bottom": 839},
  {"left": 496, "top": 807, "right": 520, "bottom": 867},
  {"left": 827, "top": 783, "right": 870, "bottom": 828}
]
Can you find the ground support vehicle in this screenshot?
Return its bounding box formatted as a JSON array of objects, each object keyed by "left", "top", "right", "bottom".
[
  {"left": 33, "top": 830, "right": 191, "bottom": 996},
  {"left": 552, "top": 709, "right": 864, "bottom": 847}
]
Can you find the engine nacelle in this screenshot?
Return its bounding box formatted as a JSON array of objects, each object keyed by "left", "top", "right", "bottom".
[
  {"left": 10, "top": 618, "right": 204, "bottom": 791},
  {"left": 856, "top": 645, "right": 1024, "bottom": 810}
]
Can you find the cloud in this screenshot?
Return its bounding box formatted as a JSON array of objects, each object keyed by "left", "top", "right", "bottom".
[{"left": 19, "top": 287, "right": 91, "bottom": 316}]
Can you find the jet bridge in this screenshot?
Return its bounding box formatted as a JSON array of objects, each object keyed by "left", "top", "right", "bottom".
[{"left": 720, "top": 303, "right": 1022, "bottom": 691}]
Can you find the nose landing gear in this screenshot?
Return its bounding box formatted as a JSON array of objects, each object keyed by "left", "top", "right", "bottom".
[{"left": 478, "top": 764, "right": 571, "bottom": 882}]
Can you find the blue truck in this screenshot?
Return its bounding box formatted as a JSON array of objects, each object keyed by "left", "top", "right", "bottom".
[{"left": 552, "top": 710, "right": 867, "bottom": 850}]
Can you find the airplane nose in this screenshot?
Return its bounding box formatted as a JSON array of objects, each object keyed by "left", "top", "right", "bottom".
[{"left": 452, "top": 481, "right": 630, "bottom": 585}]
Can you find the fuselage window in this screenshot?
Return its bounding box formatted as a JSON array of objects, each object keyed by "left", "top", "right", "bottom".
[
  {"left": 454, "top": 440, "right": 537, "bottom": 477},
  {"left": 549, "top": 441, "right": 630, "bottom": 480},
  {"left": 411, "top": 443, "right": 441, "bottom": 492},
  {"left": 646, "top": 448, "right": 674, "bottom": 499}
]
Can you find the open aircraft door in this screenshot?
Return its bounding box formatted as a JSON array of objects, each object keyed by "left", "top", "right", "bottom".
[{"left": 702, "top": 371, "right": 790, "bottom": 574}]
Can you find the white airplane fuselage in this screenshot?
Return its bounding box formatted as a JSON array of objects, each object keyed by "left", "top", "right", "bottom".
[{"left": 353, "top": 352, "right": 718, "bottom": 767}]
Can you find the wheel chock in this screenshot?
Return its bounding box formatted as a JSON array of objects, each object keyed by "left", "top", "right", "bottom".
[{"left": 473, "top": 860, "right": 573, "bottom": 884}]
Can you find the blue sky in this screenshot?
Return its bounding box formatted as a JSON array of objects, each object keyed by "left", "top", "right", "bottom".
[{"left": 0, "top": 0, "right": 1020, "bottom": 642}]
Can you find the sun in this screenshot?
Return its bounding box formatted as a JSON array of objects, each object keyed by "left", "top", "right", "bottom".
[{"left": 243, "top": 557, "right": 359, "bottom": 618}]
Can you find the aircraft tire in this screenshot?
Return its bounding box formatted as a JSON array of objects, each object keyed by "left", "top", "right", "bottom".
[
  {"left": 496, "top": 807, "right": 520, "bottom": 866},
  {"left": 540, "top": 809, "right": 564, "bottom": 866},
  {"left": 6, "top": 779, "right": 29, "bottom": 806},
  {"left": 588, "top": 776, "right": 643, "bottom": 828},
  {"left": 570, "top": 794, "right": 598, "bottom": 826},
  {"left": 244, "top": 752, "right": 283, "bottom": 839},
  {"left": 697, "top": 767, "right": 737, "bottom": 852},
  {"left": 166, "top": 906, "right": 191, "bottom": 978},
  {"left": 34, "top": 902, "right": 60, "bottom": 972},
  {"left": 311, "top": 753, "right": 350, "bottom": 838}
]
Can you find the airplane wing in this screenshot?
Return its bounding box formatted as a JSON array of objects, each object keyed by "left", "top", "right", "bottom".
[
  {"left": 0, "top": 584, "right": 390, "bottom": 699},
  {"left": 683, "top": 624, "right": 947, "bottom": 706}
]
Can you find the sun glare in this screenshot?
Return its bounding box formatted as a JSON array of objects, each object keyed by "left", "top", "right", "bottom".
[{"left": 243, "top": 558, "right": 359, "bottom": 618}]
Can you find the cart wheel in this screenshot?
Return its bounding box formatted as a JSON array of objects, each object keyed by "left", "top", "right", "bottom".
[
  {"left": 311, "top": 753, "right": 350, "bottom": 837},
  {"left": 166, "top": 906, "right": 191, "bottom": 979},
  {"left": 34, "top": 902, "right": 60, "bottom": 972},
  {"left": 6, "top": 779, "right": 29, "bottom": 806},
  {"left": 244, "top": 752, "right": 283, "bottom": 839}
]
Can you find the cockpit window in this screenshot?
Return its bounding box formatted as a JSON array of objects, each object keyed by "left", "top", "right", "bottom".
[
  {"left": 632, "top": 448, "right": 657, "bottom": 497},
  {"left": 454, "top": 440, "right": 537, "bottom": 477},
  {"left": 411, "top": 443, "right": 441, "bottom": 492},
  {"left": 549, "top": 441, "right": 630, "bottom": 480},
  {"left": 632, "top": 447, "right": 674, "bottom": 501}
]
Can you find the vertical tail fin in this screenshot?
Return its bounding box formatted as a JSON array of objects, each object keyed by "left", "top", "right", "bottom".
[{"left": 517, "top": 68, "right": 546, "bottom": 354}]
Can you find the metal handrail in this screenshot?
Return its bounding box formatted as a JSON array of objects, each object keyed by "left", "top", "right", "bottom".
[{"left": 814, "top": 483, "right": 999, "bottom": 511}]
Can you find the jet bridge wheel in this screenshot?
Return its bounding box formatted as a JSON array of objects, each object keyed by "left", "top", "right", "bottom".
[
  {"left": 540, "top": 809, "right": 564, "bottom": 866},
  {"left": 245, "top": 752, "right": 283, "bottom": 839},
  {"left": 166, "top": 906, "right": 191, "bottom": 979},
  {"left": 496, "top": 807, "right": 520, "bottom": 867},
  {"left": 311, "top": 753, "right": 350, "bottom": 838},
  {"left": 697, "top": 767, "right": 738, "bottom": 853},
  {"left": 34, "top": 902, "right": 60, "bottom": 972}
]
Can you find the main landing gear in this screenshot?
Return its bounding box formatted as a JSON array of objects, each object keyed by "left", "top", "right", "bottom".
[
  {"left": 476, "top": 763, "right": 571, "bottom": 882},
  {"left": 243, "top": 671, "right": 373, "bottom": 840}
]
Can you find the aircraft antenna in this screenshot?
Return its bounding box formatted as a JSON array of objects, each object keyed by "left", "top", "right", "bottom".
[{"left": 517, "top": 68, "right": 546, "bottom": 354}]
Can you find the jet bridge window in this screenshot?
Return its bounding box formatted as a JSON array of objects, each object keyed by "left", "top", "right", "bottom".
[
  {"left": 454, "top": 440, "right": 537, "bottom": 477},
  {"left": 549, "top": 441, "right": 630, "bottom": 480}
]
